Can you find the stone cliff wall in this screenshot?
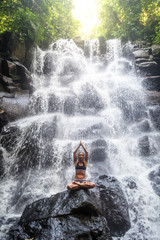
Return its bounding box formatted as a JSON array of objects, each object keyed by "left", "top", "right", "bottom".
[{"left": 0, "top": 32, "right": 35, "bottom": 130}]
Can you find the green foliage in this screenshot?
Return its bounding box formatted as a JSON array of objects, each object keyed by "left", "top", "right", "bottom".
[
  {"left": 0, "top": 0, "right": 80, "bottom": 46},
  {"left": 96, "top": 0, "right": 160, "bottom": 43}
]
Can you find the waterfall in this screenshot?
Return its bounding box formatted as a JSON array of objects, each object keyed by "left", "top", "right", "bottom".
[{"left": 0, "top": 39, "right": 160, "bottom": 240}]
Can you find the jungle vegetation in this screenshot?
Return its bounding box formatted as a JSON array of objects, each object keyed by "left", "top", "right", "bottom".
[
  {"left": 0, "top": 0, "right": 160, "bottom": 46},
  {"left": 96, "top": 0, "right": 160, "bottom": 44},
  {"left": 0, "top": 0, "right": 80, "bottom": 46}
]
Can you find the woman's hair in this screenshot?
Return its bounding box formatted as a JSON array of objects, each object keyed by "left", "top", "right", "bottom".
[{"left": 78, "top": 152, "right": 84, "bottom": 156}]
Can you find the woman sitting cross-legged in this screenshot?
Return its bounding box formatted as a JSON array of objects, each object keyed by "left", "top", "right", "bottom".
[{"left": 67, "top": 141, "right": 95, "bottom": 190}]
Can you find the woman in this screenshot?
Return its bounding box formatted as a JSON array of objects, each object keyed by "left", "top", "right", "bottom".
[{"left": 67, "top": 141, "right": 95, "bottom": 190}]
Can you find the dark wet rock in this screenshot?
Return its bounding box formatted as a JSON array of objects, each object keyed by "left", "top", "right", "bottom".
[
  {"left": 137, "top": 119, "right": 151, "bottom": 132},
  {"left": 43, "top": 52, "right": 56, "bottom": 75},
  {"left": 0, "top": 91, "right": 29, "bottom": 121},
  {"left": 149, "top": 105, "right": 160, "bottom": 130},
  {"left": 64, "top": 95, "right": 77, "bottom": 115},
  {"left": 1, "top": 59, "right": 33, "bottom": 92},
  {"left": 1, "top": 60, "right": 17, "bottom": 78},
  {"left": 59, "top": 56, "right": 83, "bottom": 78},
  {"left": 138, "top": 135, "right": 156, "bottom": 157},
  {"left": 99, "top": 36, "right": 106, "bottom": 55},
  {"left": 97, "top": 175, "right": 131, "bottom": 236},
  {"left": 74, "top": 36, "right": 84, "bottom": 50},
  {"left": 127, "top": 180, "right": 137, "bottom": 189},
  {"left": 1, "top": 117, "right": 58, "bottom": 174},
  {"left": 132, "top": 102, "right": 148, "bottom": 122},
  {"left": 7, "top": 175, "right": 130, "bottom": 239},
  {"left": 91, "top": 148, "right": 107, "bottom": 162},
  {"left": 112, "top": 88, "right": 147, "bottom": 123},
  {"left": 142, "top": 76, "right": 160, "bottom": 91},
  {"left": 13, "top": 61, "right": 33, "bottom": 91},
  {"left": 148, "top": 165, "right": 160, "bottom": 197},
  {"left": 78, "top": 83, "right": 104, "bottom": 114},
  {"left": 48, "top": 93, "right": 62, "bottom": 113},
  {"left": 137, "top": 61, "right": 159, "bottom": 76},
  {"left": 145, "top": 91, "right": 160, "bottom": 105},
  {"left": 138, "top": 136, "right": 150, "bottom": 156},
  {"left": 0, "top": 109, "right": 9, "bottom": 131},
  {"left": 0, "top": 148, "right": 5, "bottom": 178},
  {"left": 90, "top": 139, "right": 108, "bottom": 162},
  {"left": 70, "top": 123, "right": 104, "bottom": 140}
]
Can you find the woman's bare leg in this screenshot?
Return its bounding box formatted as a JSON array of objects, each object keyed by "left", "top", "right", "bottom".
[{"left": 67, "top": 182, "right": 80, "bottom": 190}]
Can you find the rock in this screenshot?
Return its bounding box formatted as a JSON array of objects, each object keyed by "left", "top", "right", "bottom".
[
  {"left": 145, "top": 91, "right": 160, "bottom": 105},
  {"left": 48, "top": 93, "right": 62, "bottom": 113},
  {"left": 138, "top": 135, "right": 156, "bottom": 157},
  {"left": 0, "top": 91, "right": 29, "bottom": 121},
  {"left": 1, "top": 59, "right": 33, "bottom": 92},
  {"left": 78, "top": 83, "right": 104, "bottom": 114},
  {"left": 142, "top": 76, "right": 160, "bottom": 91},
  {"left": 64, "top": 95, "right": 77, "bottom": 115},
  {"left": 135, "top": 57, "right": 153, "bottom": 64},
  {"left": 70, "top": 122, "right": 104, "bottom": 140},
  {"left": 90, "top": 139, "right": 108, "bottom": 162},
  {"left": 1, "top": 60, "right": 17, "bottom": 77},
  {"left": 97, "top": 175, "right": 131, "bottom": 236},
  {"left": 13, "top": 61, "right": 33, "bottom": 91},
  {"left": 74, "top": 36, "right": 84, "bottom": 50},
  {"left": 138, "top": 136, "right": 150, "bottom": 156},
  {"left": 122, "top": 42, "right": 135, "bottom": 60},
  {"left": 148, "top": 165, "right": 160, "bottom": 197},
  {"left": 137, "top": 119, "right": 151, "bottom": 132},
  {"left": 1, "top": 116, "right": 58, "bottom": 174},
  {"left": 149, "top": 105, "right": 160, "bottom": 130},
  {"left": 133, "top": 49, "right": 149, "bottom": 59},
  {"left": 132, "top": 102, "right": 147, "bottom": 122},
  {"left": 0, "top": 148, "right": 5, "bottom": 178},
  {"left": 136, "top": 61, "right": 159, "bottom": 76},
  {"left": 98, "top": 36, "right": 106, "bottom": 55},
  {"left": 151, "top": 44, "right": 160, "bottom": 57},
  {"left": 43, "top": 52, "right": 56, "bottom": 75},
  {"left": 7, "top": 175, "right": 130, "bottom": 239},
  {"left": 0, "top": 74, "right": 20, "bottom": 93}
]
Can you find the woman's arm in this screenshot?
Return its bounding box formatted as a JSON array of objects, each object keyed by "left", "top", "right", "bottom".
[
  {"left": 80, "top": 141, "right": 88, "bottom": 163},
  {"left": 73, "top": 142, "right": 81, "bottom": 163}
]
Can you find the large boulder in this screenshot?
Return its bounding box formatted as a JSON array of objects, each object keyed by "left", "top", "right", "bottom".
[{"left": 7, "top": 175, "right": 130, "bottom": 240}]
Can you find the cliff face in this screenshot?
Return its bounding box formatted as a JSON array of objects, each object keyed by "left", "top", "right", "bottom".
[
  {"left": 0, "top": 32, "right": 35, "bottom": 130},
  {"left": 7, "top": 175, "right": 131, "bottom": 240}
]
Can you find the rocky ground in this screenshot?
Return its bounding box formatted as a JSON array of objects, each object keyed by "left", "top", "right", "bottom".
[{"left": 7, "top": 175, "right": 130, "bottom": 240}]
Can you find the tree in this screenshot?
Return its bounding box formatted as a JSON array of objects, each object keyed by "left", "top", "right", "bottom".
[
  {"left": 96, "top": 0, "right": 160, "bottom": 43},
  {"left": 0, "top": 0, "right": 80, "bottom": 46}
]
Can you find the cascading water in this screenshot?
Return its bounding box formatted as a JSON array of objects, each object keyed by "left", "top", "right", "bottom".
[{"left": 0, "top": 39, "right": 160, "bottom": 239}]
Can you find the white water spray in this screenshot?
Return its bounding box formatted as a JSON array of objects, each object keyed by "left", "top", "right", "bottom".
[{"left": 0, "top": 39, "right": 160, "bottom": 240}]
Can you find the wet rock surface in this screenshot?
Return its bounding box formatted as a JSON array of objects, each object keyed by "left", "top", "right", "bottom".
[
  {"left": 149, "top": 165, "right": 160, "bottom": 197},
  {"left": 7, "top": 175, "right": 130, "bottom": 240},
  {"left": 0, "top": 32, "right": 34, "bottom": 128}
]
